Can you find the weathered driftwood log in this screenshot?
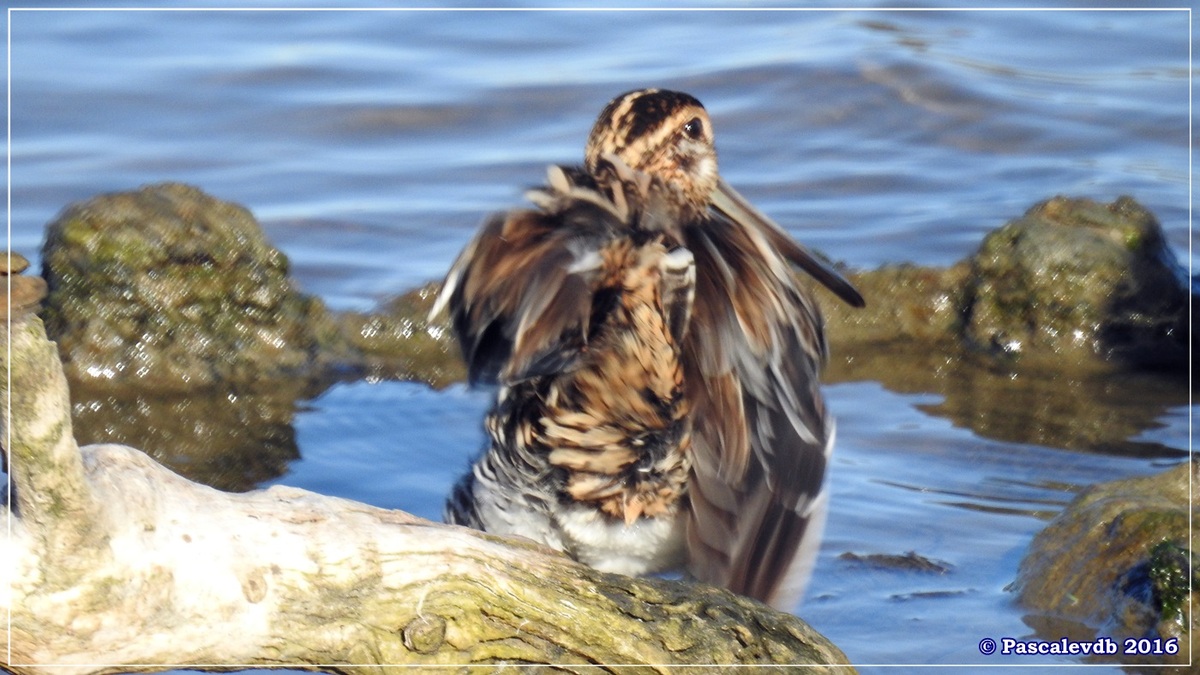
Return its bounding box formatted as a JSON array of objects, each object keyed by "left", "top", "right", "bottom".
[{"left": 1, "top": 292, "right": 854, "bottom": 672}]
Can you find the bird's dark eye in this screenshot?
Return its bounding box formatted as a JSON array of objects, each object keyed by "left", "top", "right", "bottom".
[{"left": 683, "top": 117, "right": 704, "bottom": 140}]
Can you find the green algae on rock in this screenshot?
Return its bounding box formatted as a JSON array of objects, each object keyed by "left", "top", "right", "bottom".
[
  {"left": 823, "top": 263, "right": 970, "bottom": 350},
  {"left": 819, "top": 195, "right": 1188, "bottom": 463},
  {"left": 825, "top": 194, "right": 1190, "bottom": 372},
  {"left": 39, "top": 183, "right": 464, "bottom": 394},
  {"left": 1011, "top": 463, "right": 1197, "bottom": 666},
  {"left": 824, "top": 195, "right": 1191, "bottom": 375},
  {"left": 41, "top": 183, "right": 333, "bottom": 390},
  {"left": 963, "top": 196, "right": 1189, "bottom": 370},
  {"left": 335, "top": 282, "right": 466, "bottom": 389}
]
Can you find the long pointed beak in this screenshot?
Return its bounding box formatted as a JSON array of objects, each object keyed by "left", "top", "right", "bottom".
[{"left": 710, "top": 178, "right": 866, "bottom": 308}]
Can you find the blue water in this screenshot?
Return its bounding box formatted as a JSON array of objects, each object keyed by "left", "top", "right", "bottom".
[{"left": 8, "top": 6, "right": 1192, "bottom": 672}]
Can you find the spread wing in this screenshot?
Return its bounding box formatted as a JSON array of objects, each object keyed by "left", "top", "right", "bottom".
[
  {"left": 681, "top": 205, "right": 834, "bottom": 611},
  {"left": 431, "top": 158, "right": 681, "bottom": 387},
  {"left": 434, "top": 155, "right": 839, "bottom": 610}
]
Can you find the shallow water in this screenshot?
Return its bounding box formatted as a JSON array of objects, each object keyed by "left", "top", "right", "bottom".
[{"left": 9, "top": 5, "right": 1192, "bottom": 672}]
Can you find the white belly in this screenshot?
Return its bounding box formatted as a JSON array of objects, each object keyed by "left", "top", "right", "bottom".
[
  {"left": 552, "top": 502, "right": 686, "bottom": 576},
  {"left": 468, "top": 473, "right": 686, "bottom": 577}
]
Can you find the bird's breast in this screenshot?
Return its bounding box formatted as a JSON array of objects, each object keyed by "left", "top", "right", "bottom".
[{"left": 535, "top": 239, "right": 693, "bottom": 526}]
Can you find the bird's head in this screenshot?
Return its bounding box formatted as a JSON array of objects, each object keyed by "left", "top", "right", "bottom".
[
  {"left": 585, "top": 88, "right": 718, "bottom": 220},
  {"left": 584, "top": 88, "right": 865, "bottom": 309}
]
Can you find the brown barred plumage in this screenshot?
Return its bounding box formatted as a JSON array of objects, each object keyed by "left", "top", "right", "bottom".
[{"left": 435, "top": 88, "right": 864, "bottom": 610}]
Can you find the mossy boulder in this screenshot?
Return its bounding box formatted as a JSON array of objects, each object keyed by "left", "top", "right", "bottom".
[
  {"left": 824, "top": 195, "right": 1191, "bottom": 375},
  {"left": 39, "top": 183, "right": 463, "bottom": 394},
  {"left": 822, "top": 262, "right": 970, "bottom": 348},
  {"left": 962, "top": 196, "right": 1188, "bottom": 369},
  {"left": 1011, "top": 463, "right": 1197, "bottom": 666},
  {"left": 41, "top": 183, "right": 335, "bottom": 390},
  {"left": 336, "top": 283, "right": 465, "bottom": 388}
]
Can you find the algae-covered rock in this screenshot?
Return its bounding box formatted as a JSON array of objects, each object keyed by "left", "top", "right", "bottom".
[
  {"left": 1011, "top": 463, "right": 1197, "bottom": 666},
  {"left": 820, "top": 195, "right": 1189, "bottom": 462},
  {"left": 41, "top": 183, "right": 336, "bottom": 390},
  {"left": 335, "top": 282, "right": 466, "bottom": 389},
  {"left": 825, "top": 195, "right": 1191, "bottom": 374},
  {"left": 963, "top": 196, "right": 1189, "bottom": 369},
  {"left": 824, "top": 262, "right": 970, "bottom": 348}
]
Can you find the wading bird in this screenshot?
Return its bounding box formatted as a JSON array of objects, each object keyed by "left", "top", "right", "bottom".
[{"left": 434, "top": 88, "right": 864, "bottom": 610}]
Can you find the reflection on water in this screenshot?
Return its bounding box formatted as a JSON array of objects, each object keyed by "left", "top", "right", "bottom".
[
  {"left": 828, "top": 343, "right": 1188, "bottom": 460},
  {"left": 68, "top": 381, "right": 310, "bottom": 492},
  {"left": 65, "top": 342, "right": 1188, "bottom": 498}
]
